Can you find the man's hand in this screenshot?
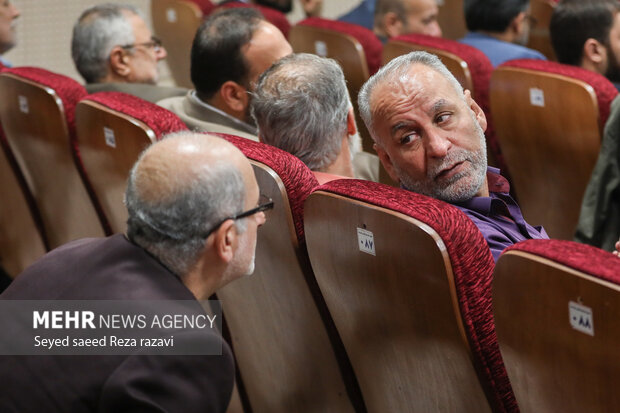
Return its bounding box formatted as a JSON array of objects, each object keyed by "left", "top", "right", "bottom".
[{"left": 301, "top": 0, "right": 322, "bottom": 17}]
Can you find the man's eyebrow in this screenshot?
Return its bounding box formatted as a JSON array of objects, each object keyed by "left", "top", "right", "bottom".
[
  {"left": 390, "top": 121, "right": 413, "bottom": 136},
  {"left": 429, "top": 98, "right": 448, "bottom": 115}
]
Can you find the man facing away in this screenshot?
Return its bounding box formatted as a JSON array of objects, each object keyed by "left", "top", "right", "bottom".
[
  {"left": 358, "top": 51, "right": 548, "bottom": 261},
  {"left": 0, "top": 0, "right": 19, "bottom": 68},
  {"left": 251, "top": 53, "right": 380, "bottom": 183},
  {"left": 158, "top": 8, "right": 292, "bottom": 142},
  {"left": 71, "top": 3, "right": 187, "bottom": 102},
  {"left": 459, "top": 0, "right": 546, "bottom": 67},
  {"left": 0, "top": 132, "right": 269, "bottom": 412},
  {"left": 373, "top": 0, "right": 442, "bottom": 44}
]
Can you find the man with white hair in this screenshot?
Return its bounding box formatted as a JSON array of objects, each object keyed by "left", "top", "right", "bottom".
[
  {"left": 0, "top": 132, "right": 270, "bottom": 411},
  {"left": 0, "top": 0, "right": 19, "bottom": 68},
  {"left": 358, "top": 51, "right": 548, "bottom": 260},
  {"left": 71, "top": 3, "right": 187, "bottom": 102},
  {"left": 251, "top": 53, "right": 379, "bottom": 183}
]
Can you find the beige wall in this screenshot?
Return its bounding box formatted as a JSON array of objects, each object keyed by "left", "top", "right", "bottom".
[{"left": 3, "top": 0, "right": 360, "bottom": 84}]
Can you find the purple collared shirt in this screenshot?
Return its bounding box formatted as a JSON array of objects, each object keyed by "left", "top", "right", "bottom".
[{"left": 453, "top": 167, "right": 549, "bottom": 262}]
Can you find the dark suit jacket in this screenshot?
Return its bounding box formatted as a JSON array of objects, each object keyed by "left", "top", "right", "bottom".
[{"left": 0, "top": 234, "right": 235, "bottom": 412}]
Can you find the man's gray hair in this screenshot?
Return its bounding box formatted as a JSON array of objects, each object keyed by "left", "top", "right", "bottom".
[
  {"left": 251, "top": 53, "right": 350, "bottom": 171},
  {"left": 71, "top": 3, "right": 141, "bottom": 83},
  {"left": 125, "top": 132, "right": 246, "bottom": 276},
  {"left": 358, "top": 51, "right": 464, "bottom": 144}
]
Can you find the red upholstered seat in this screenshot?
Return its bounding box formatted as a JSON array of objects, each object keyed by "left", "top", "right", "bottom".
[
  {"left": 218, "top": 2, "right": 291, "bottom": 38},
  {"left": 504, "top": 239, "right": 620, "bottom": 281},
  {"left": 217, "top": 133, "right": 318, "bottom": 243},
  {"left": 304, "top": 178, "right": 517, "bottom": 412},
  {"left": 500, "top": 59, "right": 618, "bottom": 126},
  {"left": 80, "top": 92, "right": 188, "bottom": 139},
  {"left": 383, "top": 33, "right": 509, "bottom": 178},
  {"left": 4, "top": 67, "right": 87, "bottom": 132},
  {"left": 296, "top": 17, "right": 382, "bottom": 75},
  {"left": 75, "top": 92, "right": 188, "bottom": 234},
  {"left": 0, "top": 67, "right": 109, "bottom": 247},
  {"left": 187, "top": 0, "right": 215, "bottom": 15},
  {"left": 490, "top": 59, "right": 618, "bottom": 240},
  {"left": 205, "top": 133, "right": 365, "bottom": 412},
  {"left": 494, "top": 239, "right": 620, "bottom": 412}
]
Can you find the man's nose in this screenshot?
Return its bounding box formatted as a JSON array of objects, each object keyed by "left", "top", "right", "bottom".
[
  {"left": 427, "top": 22, "right": 442, "bottom": 38},
  {"left": 156, "top": 46, "right": 167, "bottom": 60},
  {"left": 425, "top": 128, "right": 451, "bottom": 158}
]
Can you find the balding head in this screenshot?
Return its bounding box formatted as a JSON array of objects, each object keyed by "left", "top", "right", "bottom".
[{"left": 126, "top": 132, "right": 256, "bottom": 278}]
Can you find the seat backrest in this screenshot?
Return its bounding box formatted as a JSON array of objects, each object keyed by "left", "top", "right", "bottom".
[
  {"left": 75, "top": 92, "right": 188, "bottom": 234},
  {"left": 292, "top": 17, "right": 381, "bottom": 79},
  {"left": 187, "top": 0, "right": 215, "bottom": 15},
  {"left": 218, "top": 2, "right": 291, "bottom": 38},
  {"left": 494, "top": 239, "right": 620, "bottom": 412},
  {"left": 527, "top": 0, "right": 557, "bottom": 60},
  {"left": 304, "top": 179, "right": 517, "bottom": 413},
  {"left": 0, "top": 67, "right": 107, "bottom": 249},
  {"left": 0, "top": 129, "right": 47, "bottom": 277},
  {"left": 290, "top": 17, "right": 382, "bottom": 153},
  {"left": 437, "top": 0, "right": 466, "bottom": 40},
  {"left": 212, "top": 133, "right": 363, "bottom": 413},
  {"left": 381, "top": 34, "right": 509, "bottom": 174},
  {"left": 490, "top": 59, "right": 618, "bottom": 240},
  {"left": 151, "top": 0, "right": 204, "bottom": 88}
]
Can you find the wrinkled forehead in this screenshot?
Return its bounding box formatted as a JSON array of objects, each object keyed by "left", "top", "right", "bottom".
[{"left": 370, "top": 64, "right": 450, "bottom": 114}]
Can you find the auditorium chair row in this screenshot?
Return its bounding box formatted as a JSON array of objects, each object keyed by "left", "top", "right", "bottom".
[
  {"left": 154, "top": 0, "right": 615, "bottom": 243},
  {"left": 1, "top": 65, "right": 619, "bottom": 413}
]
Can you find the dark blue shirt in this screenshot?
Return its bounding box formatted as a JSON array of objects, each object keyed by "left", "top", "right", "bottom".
[{"left": 338, "top": 0, "right": 375, "bottom": 30}]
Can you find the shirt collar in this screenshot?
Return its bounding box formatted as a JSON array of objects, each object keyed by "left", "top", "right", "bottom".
[
  {"left": 0, "top": 55, "right": 12, "bottom": 68},
  {"left": 453, "top": 167, "right": 512, "bottom": 216},
  {"left": 189, "top": 90, "right": 257, "bottom": 135}
]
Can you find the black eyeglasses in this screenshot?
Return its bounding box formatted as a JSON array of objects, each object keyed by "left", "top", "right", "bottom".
[
  {"left": 120, "top": 36, "right": 163, "bottom": 53},
  {"left": 201, "top": 194, "right": 274, "bottom": 239}
]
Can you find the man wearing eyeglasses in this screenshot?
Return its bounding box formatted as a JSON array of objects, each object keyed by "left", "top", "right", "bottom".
[
  {"left": 71, "top": 3, "right": 187, "bottom": 102},
  {"left": 458, "top": 0, "right": 546, "bottom": 67},
  {"left": 0, "top": 132, "right": 270, "bottom": 411}
]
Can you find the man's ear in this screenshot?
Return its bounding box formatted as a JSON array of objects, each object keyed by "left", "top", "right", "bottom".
[
  {"left": 464, "top": 89, "right": 487, "bottom": 133},
  {"left": 346, "top": 107, "right": 358, "bottom": 136},
  {"left": 510, "top": 11, "right": 526, "bottom": 36},
  {"left": 383, "top": 12, "right": 403, "bottom": 38},
  {"left": 109, "top": 46, "right": 131, "bottom": 77},
  {"left": 373, "top": 143, "right": 400, "bottom": 182},
  {"left": 583, "top": 38, "right": 606, "bottom": 67},
  {"left": 212, "top": 219, "right": 237, "bottom": 264},
  {"left": 220, "top": 80, "right": 250, "bottom": 114}
]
